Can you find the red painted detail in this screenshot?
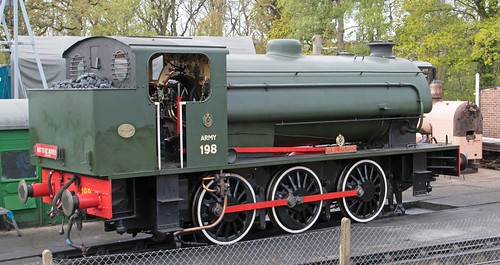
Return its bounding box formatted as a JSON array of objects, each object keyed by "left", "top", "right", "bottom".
[
  {"left": 325, "top": 145, "right": 357, "bottom": 154},
  {"left": 225, "top": 189, "right": 358, "bottom": 214},
  {"left": 31, "top": 183, "right": 51, "bottom": 197},
  {"left": 176, "top": 96, "right": 182, "bottom": 135},
  {"left": 41, "top": 170, "right": 62, "bottom": 204},
  {"left": 233, "top": 147, "right": 326, "bottom": 154},
  {"left": 76, "top": 193, "right": 101, "bottom": 209},
  {"left": 302, "top": 189, "right": 358, "bottom": 203},
  {"left": 40, "top": 169, "right": 112, "bottom": 219},
  {"left": 458, "top": 147, "right": 461, "bottom": 176},
  {"left": 33, "top": 143, "right": 60, "bottom": 159},
  {"left": 225, "top": 199, "right": 288, "bottom": 213},
  {"left": 233, "top": 145, "right": 358, "bottom": 155}
]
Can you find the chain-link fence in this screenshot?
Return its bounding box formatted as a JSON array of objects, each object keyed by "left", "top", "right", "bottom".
[{"left": 37, "top": 213, "right": 500, "bottom": 265}]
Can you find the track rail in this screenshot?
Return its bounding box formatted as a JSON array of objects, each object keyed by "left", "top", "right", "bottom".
[{"left": 50, "top": 236, "right": 176, "bottom": 259}]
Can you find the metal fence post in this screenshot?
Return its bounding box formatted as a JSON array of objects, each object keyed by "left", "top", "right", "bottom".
[
  {"left": 340, "top": 217, "right": 351, "bottom": 265},
  {"left": 42, "top": 249, "right": 53, "bottom": 265}
]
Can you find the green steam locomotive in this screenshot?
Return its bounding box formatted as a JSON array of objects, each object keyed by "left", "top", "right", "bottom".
[{"left": 18, "top": 36, "right": 462, "bottom": 246}]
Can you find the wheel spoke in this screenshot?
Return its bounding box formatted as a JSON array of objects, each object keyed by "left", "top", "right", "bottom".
[
  {"left": 288, "top": 174, "right": 298, "bottom": 191},
  {"left": 208, "top": 192, "right": 219, "bottom": 201},
  {"left": 356, "top": 167, "right": 365, "bottom": 182},
  {"left": 215, "top": 222, "right": 224, "bottom": 237},
  {"left": 224, "top": 222, "right": 230, "bottom": 239},
  {"left": 237, "top": 190, "right": 246, "bottom": 202},
  {"left": 369, "top": 166, "right": 375, "bottom": 181},
  {"left": 231, "top": 222, "right": 238, "bottom": 236},
  {"left": 302, "top": 173, "right": 308, "bottom": 189},
  {"left": 279, "top": 182, "right": 293, "bottom": 193},
  {"left": 349, "top": 174, "right": 362, "bottom": 185},
  {"left": 346, "top": 180, "right": 357, "bottom": 190},
  {"left": 300, "top": 211, "right": 308, "bottom": 223},
  {"left": 305, "top": 206, "right": 314, "bottom": 217},
  {"left": 236, "top": 216, "right": 244, "bottom": 226},
  {"left": 306, "top": 180, "right": 315, "bottom": 191}
]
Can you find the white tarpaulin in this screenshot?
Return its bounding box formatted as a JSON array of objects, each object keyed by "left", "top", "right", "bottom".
[{"left": 0, "top": 99, "right": 28, "bottom": 130}]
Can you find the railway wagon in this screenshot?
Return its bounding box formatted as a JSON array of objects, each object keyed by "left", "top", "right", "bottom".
[{"left": 18, "top": 37, "right": 462, "bottom": 247}]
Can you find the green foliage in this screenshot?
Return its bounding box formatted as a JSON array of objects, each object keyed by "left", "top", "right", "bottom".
[
  {"left": 0, "top": 53, "right": 9, "bottom": 65},
  {"left": 266, "top": 0, "right": 347, "bottom": 52},
  {"left": 268, "top": 0, "right": 335, "bottom": 42},
  {"left": 249, "top": 0, "right": 279, "bottom": 53},
  {"left": 344, "top": 41, "right": 370, "bottom": 55},
  {"left": 25, "top": 0, "right": 149, "bottom": 36},
  {"left": 396, "top": 0, "right": 499, "bottom": 101},
  {"left": 196, "top": 0, "right": 226, "bottom": 36},
  {"left": 354, "top": 0, "right": 398, "bottom": 42},
  {"left": 267, "top": 12, "right": 292, "bottom": 40},
  {"left": 472, "top": 15, "right": 500, "bottom": 87},
  {"left": 85, "top": 0, "right": 146, "bottom": 36},
  {"left": 473, "top": 18, "right": 500, "bottom": 66}
]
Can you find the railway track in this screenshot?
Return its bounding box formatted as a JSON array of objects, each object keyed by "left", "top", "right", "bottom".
[
  {"left": 0, "top": 233, "right": 176, "bottom": 264},
  {"left": 50, "top": 236, "right": 177, "bottom": 259},
  {"left": 481, "top": 138, "right": 500, "bottom": 170},
  {"left": 481, "top": 152, "right": 500, "bottom": 170}
]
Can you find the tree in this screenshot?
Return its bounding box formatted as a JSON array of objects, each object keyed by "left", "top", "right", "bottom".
[
  {"left": 250, "top": 0, "right": 281, "bottom": 52},
  {"left": 264, "top": 0, "right": 352, "bottom": 53},
  {"left": 396, "top": 0, "right": 499, "bottom": 100},
  {"left": 26, "top": 0, "right": 90, "bottom": 36},
  {"left": 135, "top": 0, "right": 177, "bottom": 36},
  {"left": 471, "top": 14, "right": 500, "bottom": 87},
  {"left": 353, "top": 0, "right": 400, "bottom": 42},
  {"left": 196, "top": 0, "right": 226, "bottom": 36},
  {"left": 25, "top": 0, "right": 149, "bottom": 36},
  {"left": 85, "top": 0, "right": 144, "bottom": 36}
]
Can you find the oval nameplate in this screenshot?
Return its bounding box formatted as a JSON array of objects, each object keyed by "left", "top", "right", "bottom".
[{"left": 117, "top": 123, "right": 136, "bottom": 138}]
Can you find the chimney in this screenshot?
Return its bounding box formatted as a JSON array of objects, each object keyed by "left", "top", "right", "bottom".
[{"left": 367, "top": 41, "right": 395, "bottom": 59}]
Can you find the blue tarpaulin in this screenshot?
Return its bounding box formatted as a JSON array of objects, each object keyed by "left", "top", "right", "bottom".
[{"left": 0, "top": 65, "right": 11, "bottom": 99}]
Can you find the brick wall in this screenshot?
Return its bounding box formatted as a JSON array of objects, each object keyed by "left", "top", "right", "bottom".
[{"left": 480, "top": 88, "right": 500, "bottom": 138}]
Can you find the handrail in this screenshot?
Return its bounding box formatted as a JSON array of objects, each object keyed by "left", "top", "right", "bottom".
[{"left": 227, "top": 70, "right": 424, "bottom": 75}]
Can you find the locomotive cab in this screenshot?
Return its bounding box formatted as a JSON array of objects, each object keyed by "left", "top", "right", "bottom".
[{"left": 22, "top": 37, "right": 231, "bottom": 234}]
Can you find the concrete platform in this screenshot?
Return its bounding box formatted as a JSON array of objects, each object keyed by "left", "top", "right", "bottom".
[{"left": 1, "top": 168, "right": 499, "bottom": 265}]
